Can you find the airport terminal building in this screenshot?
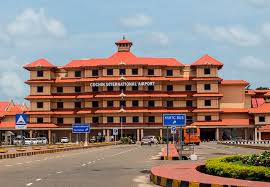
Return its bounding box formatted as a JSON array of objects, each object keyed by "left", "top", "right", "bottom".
[{"left": 1, "top": 38, "right": 269, "bottom": 143}]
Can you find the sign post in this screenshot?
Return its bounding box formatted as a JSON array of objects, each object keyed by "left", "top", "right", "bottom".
[
  {"left": 163, "top": 114, "right": 186, "bottom": 160},
  {"left": 16, "top": 114, "right": 27, "bottom": 147},
  {"left": 72, "top": 124, "right": 90, "bottom": 146},
  {"left": 113, "top": 128, "right": 118, "bottom": 145},
  {"left": 171, "top": 126, "right": 176, "bottom": 144}
]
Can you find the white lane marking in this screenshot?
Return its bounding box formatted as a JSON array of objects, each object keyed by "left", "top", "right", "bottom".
[
  {"left": 36, "top": 160, "right": 41, "bottom": 162},
  {"left": 97, "top": 158, "right": 100, "bottom": 161},
  {"left": 25, "top": 161, "right": 32, "bottom": 164},
  {"left": 200, "top": 144, "right": 235, "bottom": 154},
  {"left": 111, "top": 147, "right": 139, "bottom": 157},
  {"left": 87, "top": 161, "right": 92, "bottom": 164},
  {"left": 36, "top": 178, "right": 41, "bottom": 181},
  {"left": 56, "top": 171, "right": 63, "bottom": 174},
  {"left": 17, "top": 163, "right": 23, "bottom": 165},
  {"left": 26, "top": 183, "right": 33, "bottom": 186},
  {"left": 92, "top": 161, "right": 96, "bottom": 163},
  {"left": 81, "top": 164, "right": 86, "bottom": 166},
  {"left": 5, "top": 165, "right": 12, "bottom": 167}
]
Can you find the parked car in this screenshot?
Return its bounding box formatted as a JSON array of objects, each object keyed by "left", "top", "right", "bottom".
[
  {"left": 147, "top": 136, "right": 158, "bottom": 144},
  {"left": 90, "top": 136, "right": 96, "bottom": 143},
  {"left": 24, "top": 138, "right": 38, "bottom": 145},
  {"left": 13, "top": 136, "right": 25, "bottom": 145},
  {"left": 60, "top": 137, "right": 69, "bottom": 143},
  {"left": 37, "top": 137, "right": 48, "bottom": 144},
  {"left": 141, "top": 136, "right": 152, "bottom": 146}
]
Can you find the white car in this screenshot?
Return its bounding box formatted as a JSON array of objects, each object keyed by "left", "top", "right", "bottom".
[
  {"left": 24, "top": 138, "right": 38, "bottom": 145},
  {"left": 147, "top": 136, "right": 158, "bottom": 144},
  {"left": 37, "top": 137, "right": 48, "bottom": 144},
  {"left": 141, "top": 137, "right": 151, "bottom": 145},
  {"left": 60, "top": 137, "right": 69, "bottom": 143}
]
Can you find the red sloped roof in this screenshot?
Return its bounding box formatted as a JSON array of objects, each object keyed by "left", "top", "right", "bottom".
[
  {"left": 192, "top": 119, "right": 250, "bottom": 126},
  {"left": 264, "top": 92, "right": 270, "bottom": 96},
  {"left": 221, "top": 80, "right": 249, "bottom": 86},
  {"left": 245, "top": 90, "right": 256, "bottom": 95},
  {"left": 115, "top": 39, "right": 132, "bottom": 44},
  {"left": 249, "top": 102, "right": 270, "bottom": 114},
  {"left": 251, "top": 98, "right": 265, "bottom": 108},
  {"left": 64, "top": 51, "right": 184, "bottom": 68},
  {"left": 191, "top": 54, "right": 223, "bottom": 68},
  {"left": 258, "top": 125, "right": 270, "bottom": 132},
  {"left": 24, "top": 58, "right": 55, "bottom": 69},
  {"left": 222, "top": 108, "right": 249, "bottom": 113},
  {"left": 0, "top": 102, "right": 10, "bottom": 112}
]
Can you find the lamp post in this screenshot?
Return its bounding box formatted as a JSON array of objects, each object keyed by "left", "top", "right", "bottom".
[{"left": 119, "top": 105, "right": 125, "bottom": 139}]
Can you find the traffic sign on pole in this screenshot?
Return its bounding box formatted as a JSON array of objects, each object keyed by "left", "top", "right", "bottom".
[
  {"left": 163, "top": 114, "right": 186, "bottom": 126},
  {"left": 113, "top": 128, "right": 118, "bottom": 136},
  {"left": 72, "top": 124, "right": 90, "bottom": 133},
  {"left": 171, "top": 126, "right": 176, "bottom": 134},
  {"left": 15, "top": 114, "right": 27, "bottom": 129}
]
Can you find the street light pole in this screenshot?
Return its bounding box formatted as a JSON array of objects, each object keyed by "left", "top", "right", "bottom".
[{"left": 121, "top": 114, "right": 123, "bottom": 139}]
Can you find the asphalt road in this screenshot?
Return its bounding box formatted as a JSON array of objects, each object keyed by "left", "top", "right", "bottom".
[{"left": 0, "top": 142, "right": 266, "bottom": 187}]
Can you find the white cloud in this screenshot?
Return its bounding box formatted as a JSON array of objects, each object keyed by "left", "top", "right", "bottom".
[
  {"left": 245, "top": 0, "right": 270, "bottom": 7},
  {"left": 120, "top": 14, "right": 152, "bottom": 27},
  {"left": 6, "top": 8, "right": 66, "bottom": 38},
  {"left": 261, "top": 23, "right": 270, "bottom": 39},
  {"left": 194, "top": 24, "right": 261, "bottom": 47},
  {"left": 150, "top": 32, "right": 169, "bottom": 46},
  {"left": 239, "top": 56, "right": 270, "bottom": 70}
]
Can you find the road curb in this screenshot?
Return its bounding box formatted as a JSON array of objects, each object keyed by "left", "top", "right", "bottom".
[
  {"left": 218, "top": 142, "right": 270, "bottom": 150},
  {"left": 0, "top": 143, "right": 114, "bottom": 160}
]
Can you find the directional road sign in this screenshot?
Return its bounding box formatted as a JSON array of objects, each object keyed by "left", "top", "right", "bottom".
[
  {"left": 163, "top": 114, "right": 186, "bottom": 126},
  {"left": 113, "top": 128, "right": 118, "bottom": 136},
  {"left": 171, "top": 126, "right": 177, "bottom": 134},
  {"left": 72, "top": 124, "right": 90, "bottom": 133},
  {"left": 15, "top": 114, "right": 27, "bottom": 129}
]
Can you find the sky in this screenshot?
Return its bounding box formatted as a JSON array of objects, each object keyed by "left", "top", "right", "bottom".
[{"left": 0, "top": 0, "right": 269, "bottom": 103}]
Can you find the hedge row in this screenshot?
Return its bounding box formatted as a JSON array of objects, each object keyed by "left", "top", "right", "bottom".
[{"left": 205, "top": 155, "right": 270, "bottom": 182}]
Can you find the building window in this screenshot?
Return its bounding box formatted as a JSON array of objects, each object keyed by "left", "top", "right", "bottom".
[
  {"left": 107, "top": 116, "right": 114, "bottom": 123},
  {"left": 92, "top": 86, "right": 99, "bottom": 92},
  {"left": 186, "top": 100, "right": 193, "bottom": 107},
  {"left": 57, "top": 118, "right": 63, "bottom": 124},
  {"left": 75, "top": 70, "right": 81, "bottom": 77},
  {"left": 166, "top": 69, "right": 173, "bottom": 76},
  {"left": 75, "top": 117, "right": 81, "bottom": 124},
  {"left": 204, "top": 100, "right": 211, "bottom": 106},
  {"left": 57, "top": 87, "right": 63, "bottom": 93},
  {"left": 185, "top": 85, "right": 192, "bottom": 91},
  {"left": 37, "top": 86, "right": 43, "bottom": 93},
  {"left": 167, "top": 85, "right": 173, "bottom": 91},
  {"left": 75, "top": 102, "right": 81, "bottom": 109},
  {"left": 205, "top": 116, "right": 212, "bottom": 121},
  {"left": 93, "top": 117, "right": 99, "bottom": 123},
  {"left": 57, "top": 102, "right": 64, "bottom": 109},
  {"left": 37, "top": 117, "right": 43, "bottom": 123},
  {"left": 107, "top": 69, "right": 113, "bottom": 75},
  {"left": 148, "top": 85, "right": 155, "bottom": 91},
  {"left": 132, "top": 68, "right": 138, "bottom": 75},
  {"left": 107, "top": 86, "right": 113, "bottom": 91},
  {"left": 204, "top": 68, "right": 211, "bottom": 75},
  {"left": 148, "top": 116, "right": 155, "bottom": 123},
  {"left": 120, "top": 100, "right": 126, "bottom": 107},
  {"left": 166, "top": 101, "right": 173, "bottom": 107},
  {"left": 148, "top": 69, "right": 154, "bottom": 75},
  {"left": 120, "top": 116, "right": 126, "bottom": 123},
  {"left": 37, "top": 102, "right": 43, "bottom": 108},
  {"left": 132, "top": 100, "right": 139, "bottom": 107},
  {"left": 107, "top": 101, "right": 114, "bottom": 107},
  {"left": 119, "top": 68, "right": 126, "bottom": 75},
  {"left": 148, "top": 100, "right": 155, "bottom": 107},
  {"left": 37, "top": 71, "right": 44, "bottom": 77},
  {"left": 92, "top": 69, "right": 99, "bottom": 76},
  {"left": 204, "top": 84, "right": 211, "bottom": 90},
  {"left": 75, "top": 86, "right": 81, "bottom": 93},
  {"left": 259, "top": 116, "right": 266, "bottom": 122},
  {"left": 186, "top": 116, "right": 193, "bottom": 123},
  {"left": 92, "top": 101, "right": 99, "bottom": 108},
  {"left": 133, "top": 116, "right": 139, "bottom": 123},
  {"left": 120, "top": 86, "right": 126, "bottom": 91},
  {"left": 132, "top": 86, "right": 138, "bottom": 91}
]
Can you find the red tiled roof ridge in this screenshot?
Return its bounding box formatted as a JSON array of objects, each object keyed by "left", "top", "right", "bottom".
[
  {"left": 191, "top": 54, "right": 224, "bottom": 67},
  {"left": 24, "top": 58, "right": 55, "bottom": 69},
  {"left": 249, "top": 102, "right": 270, "bottom": 113},
  {"left": 221, "top": 80, "right": 249, "bottom": 86}
]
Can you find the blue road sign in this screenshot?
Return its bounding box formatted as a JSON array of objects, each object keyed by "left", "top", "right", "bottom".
[
  {"left": 72, "top": 124, "right": 90, "bottom": 133},
  {"left": 113, "top": 128, "right": 118, "bottom": 136},
  {"left": 171, "top": 126, "right": 177, "bottom": 134},
  {"left": 15, "top": 114, "right": 27, "bottom": 129},
  {"left": 163, "top": 114, "right": 186, "bottom": 126}
]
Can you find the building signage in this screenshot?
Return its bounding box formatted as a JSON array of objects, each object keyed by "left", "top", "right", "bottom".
[
  {"left": 90, "top": 81, "right": 155, "bottom": 87},
  {"left": 163, "top": 114, "right": 186, "bottom": 126},
  {"left": 72, "top": 124, "right": 90, "bottom": 133}
]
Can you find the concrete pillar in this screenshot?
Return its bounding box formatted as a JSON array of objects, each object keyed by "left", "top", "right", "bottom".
[
  {"left": 103, "top": 129, "right": 106, "bottom": 137},
  {"left": 84, "top": 132, "right": 88, "bottom": 146},
  {"left": 69, "top": 131, "right": 72, "bottom": 143},
  {"left": 215, "top": 128, "right": 220, "bottom": 141},
  {"left": 255, "top": 128, "right": 258, "bottom": 141},
  {"left": 160, "top": 128, "right": 163, "bottom": 143},
  {"left": 244, "top": 128, "right": 248, "bottom": 140},
  {"left": 29, "top": 130, "right": 33, "bottom": 138},
  {"left": 106, "top": 129, "right": 110, "bottom": 142},
  {"left": 259, "top": 132, "right": 262, "bottom": 141},
  {"left": 136, "top": 129, "right": 140, "bottom": 141},
  {"left": 48, "top": 129, "right": 52, "bottom": 144},
  {"left": 140, "top": 129, "right": 144, "bottom": 140}
]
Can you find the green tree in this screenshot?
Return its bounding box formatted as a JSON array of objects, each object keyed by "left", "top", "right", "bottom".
[{"left": 256, "top": 87, "right": 269, "bottom": 90}]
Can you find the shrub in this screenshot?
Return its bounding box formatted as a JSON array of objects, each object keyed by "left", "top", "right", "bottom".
[{"left": 205, "top": 155, "right": 270, "bottom": 182}]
